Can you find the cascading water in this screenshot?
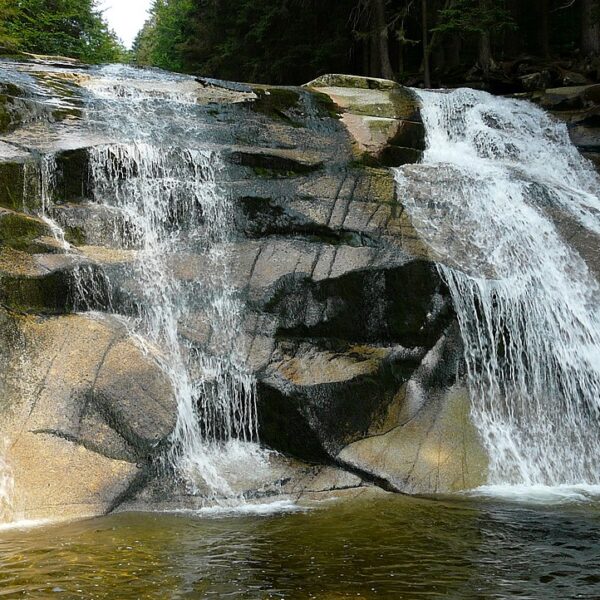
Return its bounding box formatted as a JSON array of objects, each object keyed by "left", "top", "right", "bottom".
[
  {"left": 0, "top": 442, "right": 13, "bottom": 523},
  {"left": 395, "top": 88, "right": 600, "bottom": 492},
  {"left": 81, "top": 66, "right": 262, "bottom": 498}
]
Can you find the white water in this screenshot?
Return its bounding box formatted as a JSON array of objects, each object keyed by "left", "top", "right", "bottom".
[
  {"left": 82, "top": 66, "right": 263, "bottom": 498},
  {"left": 171, "top": 499, "right": 307, "bottom": 519},
  {"left": 396, "top": 88, "right": 600, "bottom": 492},
  {"left": 0, "top": 443, "right": 13, "bottom": 524}
]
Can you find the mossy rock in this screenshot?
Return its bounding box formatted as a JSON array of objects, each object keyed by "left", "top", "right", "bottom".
[
  {"left": 229, "top": 148, "right": 323, "bottom": 175},
  {"left": 390, "top": 89, "right": 422, "bottom": 122},
  {"left": 0, "top": 209, "right": 52, "bottom": 252},
  {"left": 0, "top": 94, "right": 23, "bottom": 133},
  {"left": 249, "top": 86, "right": 303, "bottom": 126},
  {"left": 309, "top": 90, "right": 342, "bottom": 120},
  {"left": 306, "top": 74, "right": 401, "bottom": 91},
  {"left": 0, "top": 270, "right": 72, "bottom": 314},
  {"left": 379, "top": 146, "right": 423, "bottom": 168},
  {"left": 55, "top": 148, "right": 90, "bottom": 202},
  {"left": 0, "top": 161, "right": 27, "bottom": 210},
  {"left": 62, "top": 225, "right": 86, "bottom": 246},
  {"left": 362, "top": 167, "right": 397, "bottom": 203}
]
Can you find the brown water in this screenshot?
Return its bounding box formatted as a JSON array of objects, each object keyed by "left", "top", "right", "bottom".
[{"left": 0, "top": 494, "right": 599, "bottom": 599}]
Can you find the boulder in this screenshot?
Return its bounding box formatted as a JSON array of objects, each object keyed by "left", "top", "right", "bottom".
[
  {"left": 533, "top": 84, "right": 600, "bottom": 171},
  {"left": 257, "top": 341, "right": 429, "bottom": 462},
  {"left": 337, "top": 327, "right": 488, "bottom": 494},
  {"left": 306, "top": 75, "right": 424, "bottom": 167},
  {"left": 0, "top": 310, "right": 177, "bottom": 522}
]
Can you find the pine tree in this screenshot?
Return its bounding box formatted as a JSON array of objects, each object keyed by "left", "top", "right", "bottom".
[{"left": 2, "top": 0, "right": 125, "bottom": 63}]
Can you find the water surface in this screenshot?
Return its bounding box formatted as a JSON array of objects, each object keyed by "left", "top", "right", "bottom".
[{"left": 1, "top": 494, "right": 599, "bottom": 599}]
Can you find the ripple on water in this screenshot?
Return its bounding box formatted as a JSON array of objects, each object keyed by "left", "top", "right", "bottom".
[{"left": 0, "top": 494, "right": 598, "bottom": 599}]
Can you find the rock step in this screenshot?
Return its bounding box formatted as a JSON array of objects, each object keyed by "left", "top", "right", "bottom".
[
  {"left": 153, "top": 238, "right": 450, "bottom": 350},
  {"left": 306, "top": 77, "right": 424, "bottom": 167},
  {"left": 257, "top": 340, "right": 424, "bottom": 462},
  {"left": 0, "top": 142, "right": 332, "bottom": 210},
  {"left": 0, "top": 241, "right": 133, "bottom": 314}
]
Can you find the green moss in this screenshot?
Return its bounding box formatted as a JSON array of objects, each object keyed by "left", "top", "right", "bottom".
[
  {"left": 0, "top": 211, "right": 50, "bottom": 252},
  {"left": 231, "top": 148, "right": 322, "bottom": 176},
  {"left": 0, "top": 162, "right": 26, "bottom": 210},
  {"left": 251, "top": 166, "right": 300, "bottom": 179},
  {"left": 0, "top": 82, "right": 24, "bottom": 98},
  {"left": 310, "top": 90, "right": 342, "bottom": 120},
  {"left": 0, "top": 271, "right": 71, "bottom": 314},
  {"left": 349, "top": 152, "right": 382, "bottom": 169},
  {"left": 390, "top": 88, "right": 421, "bottom": 122},
  {"left": 0, "top": 94, "right": 22, "bottom": 133},
  {"left": 306, "top": 74, "right": 400, "bottom": 91},
  {"left": 379, "top": 146, "right": 422, "bottom": 168},
  {"left": 52, "top": 107, "right": 83, "bottom": 122},
  {"left": 64, "top": 225, "right": 86, "bottom": 246},
  {"left": 250, "top": 87, "right": 304, "bottom": 127}
]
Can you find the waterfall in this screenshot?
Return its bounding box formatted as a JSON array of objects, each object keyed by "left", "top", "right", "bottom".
[
  {"left": 80, "top": 66, "right": 262, "bottom": 498},
  {"left": 0, "top": 440, "right": 13, "bottom": 523},
  {"left": 395, "top": 88, "right": 600, "bottom": 490}
]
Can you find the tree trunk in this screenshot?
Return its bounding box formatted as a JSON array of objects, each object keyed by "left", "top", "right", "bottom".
[
  {"left": 538, "top": 0, "right": 550, "bottom": 58},
  {"left": 362, "top": 37, "right": 370, "bottom": 75},
  {"left": 398, "top": 37, "right": 405, "bottom": 76},
  {"left": 479, "top": 31, "right": 493, "bottom": 72},
  {"left": 582, "top": 0, "right": 600, "bottom": 56},
  {"left": 504, "top": 0, "right": 522, "bottom": 57},
  {"left": 373, "top": 0, "right": 395, "bottom": 79},
  {"left": 446, "top": 34, "right": 461, "bottom": 69},
  {"left": 478, "top": 0, "right": 493, "bottom": 73},
  {"left": 422, "top": 0, "right": 431, "bottom": 86},
  {"left": 370, "top": 30, "right": 379, "bottom": 76},
  {"left": 432, "top": 41, "right": 445, "bottom": 73}
]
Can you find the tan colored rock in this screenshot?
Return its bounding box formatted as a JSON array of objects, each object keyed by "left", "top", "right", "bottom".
[
  {"left": 0, "top": 311, "right": 176, "bottom": 522},
  {"left": 338, "top": 385, "right": 488, "bottom": 494},
  {"left": 8, "top": 433, "right": 137, "bottom": 522},
  {"left": 306, "top": 74, "right": 423, "bottom": 165}
]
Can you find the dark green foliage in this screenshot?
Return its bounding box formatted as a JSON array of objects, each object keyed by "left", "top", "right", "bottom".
[
  {"left": 0, "top": 0, "right": 125, "bottom": 63},
  {"left": 433, "top": 0, "right": 516, "bottom": 36},
  {"left": 133, "top": 0, "right": 598, "bottom": 87},
  {"left": 135, "top": 0, "right": 357, "bottom": 84}
]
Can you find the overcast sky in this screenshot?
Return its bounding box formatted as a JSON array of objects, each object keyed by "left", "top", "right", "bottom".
[{"left": 100, "top": 0, "right": 153, "bottom": 48}]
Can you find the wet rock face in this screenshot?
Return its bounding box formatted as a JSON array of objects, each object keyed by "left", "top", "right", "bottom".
[
  {"left": 0, "top": 60, "right": 486, "bottom": 519},
  {"left": 534, "top": 84, "right": 600, "bottom": 172}
]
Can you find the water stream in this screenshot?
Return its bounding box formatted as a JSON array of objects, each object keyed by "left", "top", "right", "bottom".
[
  {"left": 1, "top": 494, "right": 599, "bottom": 599},
  {"left": 396, "top": 88, "right": 600, "bottom": 494},
  {"left": 0, "top": 442, "right": 13, "bottom": 524},
  {"left": 81, "top": 66, "right": 262, "bottom": 499}
]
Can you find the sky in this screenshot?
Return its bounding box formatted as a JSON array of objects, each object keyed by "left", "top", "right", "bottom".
[{"left": 100, "top": 0, "right": 153, "bottom": 48}]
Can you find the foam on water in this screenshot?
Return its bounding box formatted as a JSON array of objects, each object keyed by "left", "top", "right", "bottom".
[
  {"left": 172, "top": 500, "right": 307, "bottom": 519},
  {"left": 0, "top": 519, "right": 51, "bottom": 533},
  {"left": 396, "top": 88, "right": 600, "bottom": 489},
  {"left": 469, "top": 484, "right": 600, "bottom": 505}
]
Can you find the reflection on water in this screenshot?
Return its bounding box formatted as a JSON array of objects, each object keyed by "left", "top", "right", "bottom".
[{"left": 0, "top": 494, "right": 599, "bottom": 599}]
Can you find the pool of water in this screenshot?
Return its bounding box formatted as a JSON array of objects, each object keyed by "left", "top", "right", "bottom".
[{"left": 0, "top": 494, "right": 599, "bottom": 599}]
